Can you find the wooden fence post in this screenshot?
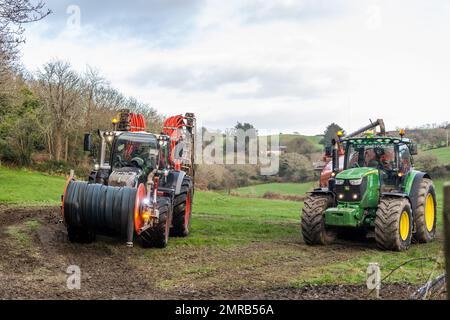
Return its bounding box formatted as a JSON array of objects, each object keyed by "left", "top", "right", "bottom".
[{"left": 444, "top": 183, "right": 450, "bottom": 300}]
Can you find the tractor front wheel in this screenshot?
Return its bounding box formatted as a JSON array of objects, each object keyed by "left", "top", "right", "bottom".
[
  {"left": 301, "top": 194, "right": 336, "bottom": 245},
  {"left": 375, "top": 197, "right": 412, "bottom": 251},
  {"left": 140, "top": 197, "right": 171, "bottom": 248},
  {"left": 413, "top": 178, "right": 437, "bottom": 243}
]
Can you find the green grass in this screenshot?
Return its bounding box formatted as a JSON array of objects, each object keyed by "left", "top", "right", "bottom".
[
  {"left": 293, "top": 241, "right": 444, "bottom": 286},
  {"left": 422, "top": 146, "right": 450, "bottom": 165},
  {"left": 233, "top": 182, "right": 316, "bottom": 197},
  {"left": 170, "top": 191, "right": 301, "bottom": 246},
  {"left": 433, "top": 179, "right": 445, "bottom": 226},
  {"left": 0, "top": 166, "right": 66, "bottom": 205},
  {"left": 0, "top": 166, "right": 448, "bottom": 288}
]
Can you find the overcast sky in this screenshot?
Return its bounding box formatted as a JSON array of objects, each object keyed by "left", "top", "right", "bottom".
[{"left": 21, "top": 0, "right": 450, "bottom": 135}]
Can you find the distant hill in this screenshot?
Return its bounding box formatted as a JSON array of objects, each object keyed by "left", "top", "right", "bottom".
[
  {"left": 279, "top": 134, "right": 323, "bottom": 152},
  {"left": 422, "top": 147, "right": 450, "bottom": 165}
]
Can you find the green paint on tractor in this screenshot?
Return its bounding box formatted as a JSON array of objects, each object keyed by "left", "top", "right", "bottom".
[{"left": 302, "top": 124, "right": 438, "bottom": 251}]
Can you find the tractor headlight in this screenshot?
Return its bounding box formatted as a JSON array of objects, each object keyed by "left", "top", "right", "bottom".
[
  {"left": 349, "top": 178, "right": 363, "bottom": 186},
  {"left": 335, "top": 179, "right": 345, "bottom": 185}
]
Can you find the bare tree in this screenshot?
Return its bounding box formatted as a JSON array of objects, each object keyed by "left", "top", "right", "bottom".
[
  {"left": 0, "top": 1, "right": 50, "bottom": 88},
  {"left": 0, "top": 0, "right": 51, "bottom": 44},
  {"left": 36, "top": 60, "right": 82, "bottom": 161},
  {"left": 82, "top": 66, "right": 107, "bottom": 131}
]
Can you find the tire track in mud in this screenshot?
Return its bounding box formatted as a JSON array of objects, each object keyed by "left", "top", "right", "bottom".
[
  {"left": 0, "top": 206, "right": 166, "bottom": 299},
  {"left": 0, "top": 206, "right": 437, "bottom": 300}
]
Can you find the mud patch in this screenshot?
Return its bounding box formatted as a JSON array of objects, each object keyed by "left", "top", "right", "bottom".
[{"left": 0, "top": 206, "right": 441, "bottom": 300}]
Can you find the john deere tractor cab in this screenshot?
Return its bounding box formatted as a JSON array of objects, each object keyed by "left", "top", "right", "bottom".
[{"left": 301, "top": 121, "right": 437, "bottom": 251}]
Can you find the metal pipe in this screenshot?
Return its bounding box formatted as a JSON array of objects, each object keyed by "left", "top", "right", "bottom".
[
  {"left": 345, "top": 119, "right": 385, "bottom": 138},
  {"left": 332, "top": 139, "right": 338, "bottom": 173}
]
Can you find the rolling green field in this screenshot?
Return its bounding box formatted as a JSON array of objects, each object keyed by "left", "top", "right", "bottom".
[
  {"left": 233, "top": 182, "right": 316, "bottom": 197},
  {"left": 0, "top": 166, "right": 448, "bottom": 292},
  {"left": 423, "top": 146, "right": 450, "bottom": 165}
]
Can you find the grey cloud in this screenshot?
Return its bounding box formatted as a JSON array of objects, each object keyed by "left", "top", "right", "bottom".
[
  {"left": 129, "top": 64, "right": 349, "bottom": 100},
  {"left": 239, "top": 0, "right": 350, "bottom": 24},
  {"left": 44, "top": 0, "right": 205, "bottom": 46}
]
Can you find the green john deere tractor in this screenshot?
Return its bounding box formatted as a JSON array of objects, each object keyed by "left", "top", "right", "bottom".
[{"left": 301, "top": 125, "right": 437, "bottom": 251}]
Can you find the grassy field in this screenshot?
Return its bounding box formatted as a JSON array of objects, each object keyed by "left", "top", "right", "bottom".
[
  {"left": 173, "top": 192, "right": 300, "bottom": 246},
  {"left": 233, "top": 182, "right": 316, "bottom": 197},
  {"left": 0, "top": 166, "right": 448, "bottom": 293},
  {"left": 0, "top": 167, "right": 66, "bottom": 205},
  {"left": 423, "top": 146, "right": 450, "bottom": 165}
]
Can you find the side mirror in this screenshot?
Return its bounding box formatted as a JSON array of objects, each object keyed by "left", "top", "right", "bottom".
[
  {"left": 84, "top": 133, "right": 92, "bottom": 152},
  {"left": 325, "top": 146, "right": 332, "bottom": 157},
  {"left": 410, "top": 143, "right": 418, "bottom": 155}
]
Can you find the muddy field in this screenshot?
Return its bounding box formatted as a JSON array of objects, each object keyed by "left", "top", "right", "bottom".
[{"left": 0, "top": 205, "right": 445, "bottom": 300}]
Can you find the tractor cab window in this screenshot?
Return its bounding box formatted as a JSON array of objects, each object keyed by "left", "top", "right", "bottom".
[
  {"left": 112, "top": 134, "right": 158, "bottom": 172},
  {"left": 346, "top": 143, "right": 397, "bottom": 172},
  {"left": 399, "top": 144, "right": 412, "bottom": 175}
]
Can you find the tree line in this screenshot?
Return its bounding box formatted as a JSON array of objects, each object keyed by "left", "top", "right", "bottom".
[
  {"left": 0, "top": 60, "right": 163, "bottom": 169},
  {"left": 1, "top": 1, "right": 162, "bottom": 172}
]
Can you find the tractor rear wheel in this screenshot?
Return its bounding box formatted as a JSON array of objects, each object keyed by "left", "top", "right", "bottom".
[
  {"left": 140, "top": 197, "right": 171, "bottom": 248},
  {"left": 301, "top": 194, "right": 336, "bottom": 245},
  {"left": 375, "top": 197, "right": 412, "bottom": 251},
  {"left": 413, "top": 178, "right": 437, "bottom": 243},
  {"left": 171, "top": 177, "right": 193, "bottom": 237}
]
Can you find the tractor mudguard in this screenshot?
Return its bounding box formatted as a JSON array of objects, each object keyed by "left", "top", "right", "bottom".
[
  {"left": 408, "top": 172, "right": 431, "bottom": 216},
  {"left": 159, "top": 170, "right": 186, "bottom": 195},
  {"left": 308, "top": 188, "right": 335, "bottom": 202},
  {"left": 381, "top": 192, "right": 409, "bottom": 199},
  {"left": 309, "top": 188, "right": 334, "bottom": 196}
]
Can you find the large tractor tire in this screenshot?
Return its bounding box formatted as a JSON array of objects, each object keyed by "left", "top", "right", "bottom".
[
  {"left": 301, "top": 194, "right": 336, "bottom": 245},
  {"left": 413, "top": 178, "right": 437, "bottom": 243},
  {"left": 140, "top": 197, "right": 171, "bottom": 248},
  {"left": 375, "top": 197, "right": 413, "bottom": 251},
  {"left": 171, "top": 177, "right": 193, "bottom": 237}
]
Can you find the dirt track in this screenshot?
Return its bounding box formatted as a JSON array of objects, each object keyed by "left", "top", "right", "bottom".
[{"left": 0, "top": 206, "right": 444, "bottom": 300}]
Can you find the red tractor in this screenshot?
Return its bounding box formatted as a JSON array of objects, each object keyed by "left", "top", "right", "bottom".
[{"left": 62, "top": 110, "right": 196, "bottom": 248}]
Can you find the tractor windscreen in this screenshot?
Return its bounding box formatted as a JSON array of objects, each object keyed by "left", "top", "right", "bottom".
[
  {"left": 112, "top": 133, "right": 158, "bottom": 171},
  {"left": 345, "top": 142, "right": 397, "bottom": 171}
]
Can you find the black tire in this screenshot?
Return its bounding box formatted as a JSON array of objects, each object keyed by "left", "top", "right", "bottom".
[
  {"left": 140, "top": 197, "right": 171, "bottom": 248},
  {"left": 301, "top": 194, "right": 336, "bottom": 245},
  {"left": 375, "top": 197, "right": 412, "bottom": 251},
  {"left": 171, "top": 177, "right": 193, "bottom": 237},
  {"left": 67, "top": 226, "right": 95, "bottom": 243},
  {"left": 413, "top": 178, "right": 437, "bottom": 243}
]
